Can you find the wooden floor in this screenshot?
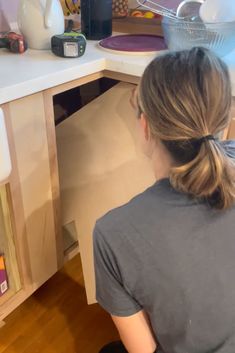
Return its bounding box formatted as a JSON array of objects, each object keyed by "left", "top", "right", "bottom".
[{"left": 0, "top": 255, "right": 119, "bottom": 353}]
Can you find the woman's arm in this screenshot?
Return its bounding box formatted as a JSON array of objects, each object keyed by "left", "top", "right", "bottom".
[{"left": 112, "top": 309, "right": 157, "bottom": 353}]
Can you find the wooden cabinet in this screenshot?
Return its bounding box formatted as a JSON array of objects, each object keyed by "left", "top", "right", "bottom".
[
  {"left": 0, "top": 93, "right": 63, "bottom": 321},
  {"left": 9, "top": 93, "right": 59, "bottom": 288},
  {"left": 0, "top": 72, "right": 108, "bottom": 320},
  {"left": 0, "top": 72, "right": 107, "bottom": 320}
]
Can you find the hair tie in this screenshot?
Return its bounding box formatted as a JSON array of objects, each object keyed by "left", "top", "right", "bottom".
[{"left": 199, "top": 135, "right": 216, "bottom": 143}]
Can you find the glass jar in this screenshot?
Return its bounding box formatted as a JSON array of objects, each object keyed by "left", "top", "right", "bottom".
[{"left": 112, "top": 0, "right": 129, "bottom": 19}]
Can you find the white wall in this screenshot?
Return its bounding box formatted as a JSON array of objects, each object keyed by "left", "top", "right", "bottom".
[{"left": 0, "top": 0, "right": 19, "bottom": 25}]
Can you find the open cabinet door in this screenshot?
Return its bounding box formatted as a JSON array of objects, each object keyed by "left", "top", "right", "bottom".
[{"left": 56, "top": 82, "right": 155, "bottom": 303}]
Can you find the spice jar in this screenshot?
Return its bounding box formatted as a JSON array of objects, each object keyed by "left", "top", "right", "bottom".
[{"left": 112, "top": 0, "right": 129, "bottom": 18}]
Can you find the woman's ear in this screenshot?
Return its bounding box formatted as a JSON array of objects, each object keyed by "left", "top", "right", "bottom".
[
  {"left": 137, "top": 112, "right": 155, "bottom": 159},
  {"left": 140, "top": 113, "right": 150, "bottom": 141}
]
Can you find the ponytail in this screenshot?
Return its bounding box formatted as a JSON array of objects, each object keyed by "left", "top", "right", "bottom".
[
  {"left": 139, "top": 47, "right": 235, "bottom": 209},
  {"left": 169, "top": 139, "right": 235, "bottom": 209}
]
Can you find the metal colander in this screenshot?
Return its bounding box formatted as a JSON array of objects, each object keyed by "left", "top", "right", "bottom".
[
  {"left": 137, "top": 0, "right": 235, "bottom": 57},
  {"left": 162, "top": 17, "right": 235, "bottom": 57}
]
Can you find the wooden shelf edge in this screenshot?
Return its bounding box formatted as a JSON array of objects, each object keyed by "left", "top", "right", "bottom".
[
  {"left": 103, "top": 70, "right": 140, "bottom": 84},
  {"left": 0, "top": 288, "right": 31, "bottom": 321}
]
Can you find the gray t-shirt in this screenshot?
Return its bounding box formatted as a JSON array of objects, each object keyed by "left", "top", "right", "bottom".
[{"left": 93, "top": 141, "right": 235, "bottom": 353}]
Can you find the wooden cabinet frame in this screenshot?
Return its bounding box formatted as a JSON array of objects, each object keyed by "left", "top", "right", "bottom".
[{"left": 0, "top": 104, "right": 31, "bottom": 320}]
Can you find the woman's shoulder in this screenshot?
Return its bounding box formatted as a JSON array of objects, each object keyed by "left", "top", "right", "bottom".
[
  {"left": 94, "top": 179, "right": 173, "bottom": 239},
  {"left": 95, "top": 186, "right": 154, "bottom": 234}
]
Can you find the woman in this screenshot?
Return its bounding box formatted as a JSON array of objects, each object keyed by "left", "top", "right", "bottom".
[{"left": 93, "top": 47, "right": 235, "bottom": 353}]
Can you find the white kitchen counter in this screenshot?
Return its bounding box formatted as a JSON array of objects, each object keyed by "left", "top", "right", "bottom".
[{"left": 1, "top": 39, "right": 235, "bottom": 105}]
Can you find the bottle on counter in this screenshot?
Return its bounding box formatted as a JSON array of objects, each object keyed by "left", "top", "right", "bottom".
[{"left": 80, "top": 0, "right": 113, "bottom": 40}]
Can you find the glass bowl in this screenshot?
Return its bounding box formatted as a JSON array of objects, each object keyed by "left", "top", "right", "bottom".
[{"left": 162, "top": 17, "right": 235, "bottom": 57}]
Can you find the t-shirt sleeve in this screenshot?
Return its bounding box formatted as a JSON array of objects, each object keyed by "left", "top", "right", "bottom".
[
  {"left": 222, "top": 139, "right": 235, "bottom": 159},
  {"left": 93, "top": 224, "right": 142, "bottom": 317}
]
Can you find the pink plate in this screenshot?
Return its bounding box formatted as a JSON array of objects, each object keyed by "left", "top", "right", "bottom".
[{"left": 99, "top": 34, "right": 167, "bottom": 54}]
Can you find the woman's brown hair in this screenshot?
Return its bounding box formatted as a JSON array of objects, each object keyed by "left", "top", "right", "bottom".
[{"left": 138, "top": 47, "right": 235, "bottom": 209}]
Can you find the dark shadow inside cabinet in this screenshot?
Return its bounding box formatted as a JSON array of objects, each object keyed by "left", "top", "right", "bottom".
[{"left": 53, "top": 77, "right": 119, "bottom": 125}]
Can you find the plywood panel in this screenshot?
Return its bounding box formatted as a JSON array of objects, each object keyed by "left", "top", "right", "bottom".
[
  {"left": 0, "top": 103, "right": 34, "bottom": 320},
  {"left": 56, "top": 82, "right": 155, "bottom": 303},
  {"left": 43, "top": 90, "right": 64, "bottom": 270},
  {"left": 9, "top": 93, "right": 58, "bottom": 289}
]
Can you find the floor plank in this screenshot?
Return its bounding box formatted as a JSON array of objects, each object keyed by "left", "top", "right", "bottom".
[{"left": 0, "top": 255, "right": 119, "bottom": 353}]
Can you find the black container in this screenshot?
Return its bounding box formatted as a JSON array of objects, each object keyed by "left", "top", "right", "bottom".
[{"left": 80, "top": 0, "right": 113, "bottom": 40}]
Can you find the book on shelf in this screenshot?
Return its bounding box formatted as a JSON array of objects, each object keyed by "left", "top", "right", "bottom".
[{"left": 0, "top": 255, "right": 8, "bottom": 296}]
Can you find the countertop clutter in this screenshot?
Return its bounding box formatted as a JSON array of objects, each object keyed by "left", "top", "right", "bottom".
[{"left": 1, "top": 38, "right": 235, "bottom": 106}]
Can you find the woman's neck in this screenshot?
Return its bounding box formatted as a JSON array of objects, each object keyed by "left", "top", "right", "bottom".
[{"left": 150, "top": 141, "right": 175, "bottom": 181}]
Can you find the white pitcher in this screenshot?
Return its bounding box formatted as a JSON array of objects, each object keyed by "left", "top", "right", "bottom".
[{"left": 18, "top": 0, "right": 65, "bottom": 50}]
